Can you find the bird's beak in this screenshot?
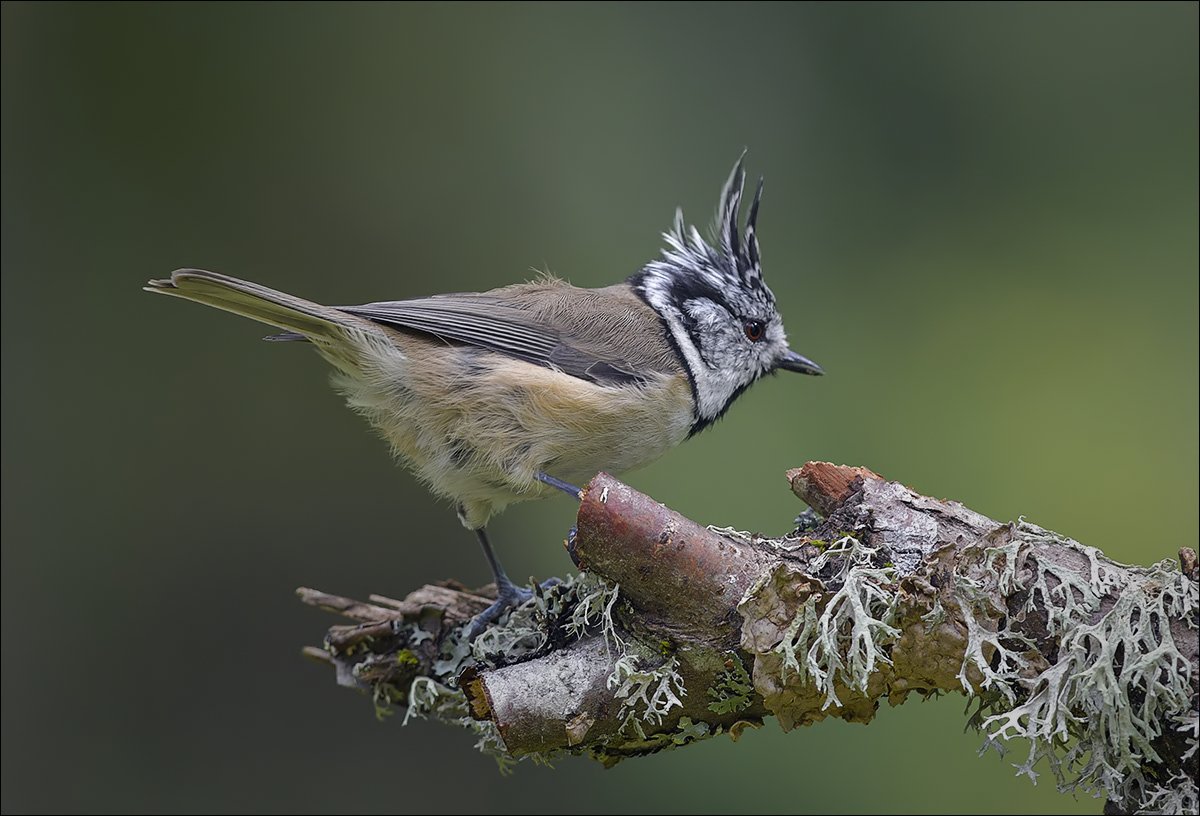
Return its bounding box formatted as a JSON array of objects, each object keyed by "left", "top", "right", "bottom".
[{"left": 777, "top": 349, "right": 824, "bottom": 376}]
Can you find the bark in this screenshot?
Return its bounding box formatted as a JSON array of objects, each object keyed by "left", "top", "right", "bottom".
[{"left": 299, "top": 463, "right": 1198, "bottom": 811}]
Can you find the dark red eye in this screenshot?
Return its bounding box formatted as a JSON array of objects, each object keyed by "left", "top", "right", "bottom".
[{"left": 743, "top": 319, "right": 765, "bottom": 342}]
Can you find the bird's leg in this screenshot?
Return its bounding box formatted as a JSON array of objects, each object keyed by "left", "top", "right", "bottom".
[
  {"left": 535, "top": 471, "right": 583, "bottom": 499},
  {"left": 474, "top": 526, "right": 525, "bottom": 601},
  {"left": 465, "top": 526, "right": 565, "bottom": 640},
  {"left": 463, "top": 477, "right": 579, "bottom": 641},
  {"left": 466, "top": 527, "right": 545, "bottom": 641}
]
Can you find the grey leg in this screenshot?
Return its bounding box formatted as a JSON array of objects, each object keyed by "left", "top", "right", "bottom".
[
  {"left": 474, "top": 527, "right": 519, "bottom": 594},
  {"left": 465, "top": 526, "right": 534, "bottom": 641},
  {"left": 536, "top": 471, "right": 583, "bottom": 499}
]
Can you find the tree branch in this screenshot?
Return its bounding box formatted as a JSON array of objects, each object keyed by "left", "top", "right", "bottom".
[{"left": 299, "top": 463, "right": 1198, "bottom": 812}]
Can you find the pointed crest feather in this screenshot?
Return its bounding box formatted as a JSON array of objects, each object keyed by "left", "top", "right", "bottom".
[
  {"left": 746, "top": 177, "right": 764, "bottom": 270},
  {"left": 640, "top": 153, "right": 769, "bottom": 303},
  {"left": 717, "top": 154, "right": 747, "bottom": 266}
]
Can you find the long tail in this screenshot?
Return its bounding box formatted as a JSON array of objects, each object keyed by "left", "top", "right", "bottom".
[{"left": 145, "top": 268, "right": 366, "bottom": 346}]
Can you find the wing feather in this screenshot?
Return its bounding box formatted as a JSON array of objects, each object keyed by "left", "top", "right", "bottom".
[{"left": 339, "top": 295, "right": 650, "bottom": 386}]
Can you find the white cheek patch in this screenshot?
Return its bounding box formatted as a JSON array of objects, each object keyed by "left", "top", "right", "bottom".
[{"left": 665, "top": 300, "right": 760, "bottom": 421}]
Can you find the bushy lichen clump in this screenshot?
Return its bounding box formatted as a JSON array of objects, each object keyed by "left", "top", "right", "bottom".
[
  {"left": 738, "top": 535, "right": 903, "bottom": 727},
  {"left": 566, "top": 573, "right": 624, "bottom": 654},
  {"left": 395, "top": 573, "right": 618, "bottom": 772},
  {"left": 399, "top": 645, "right": 520, "bottom": 772},
  {"left": 739, "top": 524, "right": 1197, "bottom": 813},
  {"left": 775, "top": 537, "right": 899, "bottom": 709},
  {"left": 609, "top": 653, "right": 687, "bottom": 726},
  {"left": 962, "top": 523, "right": 1198, "bottom": 813},
  {"left": 383, "top": 572, "right": 714, "bottom": 769}
]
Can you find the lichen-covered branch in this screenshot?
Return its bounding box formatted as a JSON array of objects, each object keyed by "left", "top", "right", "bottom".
[{"left": 299, "top": 464, "right": 1198, "bottom": 813}]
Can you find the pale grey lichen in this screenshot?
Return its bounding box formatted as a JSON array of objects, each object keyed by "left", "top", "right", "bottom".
[
  {"left": 920, "top": 595, "right": 947, "bottom": 629},
  {"left": 364, "top": 574, "right": 622, "bottom": 771},
  {"left": 955, "top": 569, "right": 1034, "bottom": 704},
  {"left": 400, "top": 675, "right": 520, "bottom": 773},
  {"left": 370, "top": 572, "right": 698, "bottom": 770},
  {"left": 432, "top": 629, "right": 472, "bottom": 677},
  {"left": 401, "top": 676, "right": 457, "bottom": 727},
  {"left": 705, "top": 524, "right": 760, "bottom": 543},
  {"left": 470, "top": 575, "right": 592, "bottom": 662},
  {"left": 567, "top": 576, "right": 690, "bottom": 727},
  {"left": 990, "top": 522, "right": 1124, "bottom": 634},
  {"left": 1138, "top": 771, "right": 1199, "bottom": 815},
  {"left": 608, "top": 653, "right": 686, "bottom": 725},
  {"left": 741, "top": 519, "right": 1195, "bottom": 813},
  {"left": 566, "top": 573, "right": 624, "bottom": 654},
  {"left": 775, "top": 536, "right": 900, "bottom": 709},
  {"left": 708, "top": 523, "right": 809, "bottom": 553},
  {"left": 1176, "top": 709, "right": 1199, "bottom": 762},
  {"left": 406, "top": 623, "right": 433, "bottom": 645},
  {"left": 469, "top": 611, "right": 546, "bottom": 661},
  {"left": 563, "top": 571, "right": 698, "bottom": 742},
  {"left": 957, "top": 524, "right": 1198, "bottom": 813}
]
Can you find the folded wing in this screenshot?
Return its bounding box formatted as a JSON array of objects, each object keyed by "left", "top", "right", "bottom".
[{"left": 286, "top": 294, "right": 657, "bottom": 387}]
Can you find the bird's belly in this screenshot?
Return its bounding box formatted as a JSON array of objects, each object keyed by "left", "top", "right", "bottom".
[{"left": 333, "top": 344, "right": 694, "bottom": 519}]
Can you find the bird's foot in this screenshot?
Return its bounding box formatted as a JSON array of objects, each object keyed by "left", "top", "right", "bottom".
[
  {"left": 793, "top": 508, "right": 823, "bottom": 533},
  {"left": 466, "top": 576, "right": 562, "bottom": 641}
]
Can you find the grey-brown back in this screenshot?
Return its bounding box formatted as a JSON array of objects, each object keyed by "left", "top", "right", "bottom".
[{"left": 336, "top": 278, "right": 682, "bottom": 388}]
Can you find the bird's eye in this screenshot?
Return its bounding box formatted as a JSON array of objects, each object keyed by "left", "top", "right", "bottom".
[{"left": 743, "top": 319, "right": 765, "bottom": 342}]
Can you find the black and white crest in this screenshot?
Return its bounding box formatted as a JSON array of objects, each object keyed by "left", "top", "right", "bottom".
[
  {"left": 649, "top": 155, "right": 771, "bottom": 307},
  {"left": 629, "top": 155, "right": 798, "bottom": 434}
]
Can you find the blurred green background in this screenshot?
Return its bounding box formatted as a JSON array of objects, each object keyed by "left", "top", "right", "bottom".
[{"left": 2, "top": 2, "right": 1196, "bottom": 813}]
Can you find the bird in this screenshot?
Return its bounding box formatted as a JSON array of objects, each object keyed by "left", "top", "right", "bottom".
[{"left": 145, "top": 156, "right": 822, "bottom": 637}]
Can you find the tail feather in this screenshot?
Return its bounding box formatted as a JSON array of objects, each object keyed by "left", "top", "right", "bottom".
[{"left": 145, "top": 269, "right": 359, "bottom": 345}]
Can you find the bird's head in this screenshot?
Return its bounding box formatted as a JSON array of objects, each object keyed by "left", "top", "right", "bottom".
[{"left": 629, "top": 156, "right": 822, "bottom": 435}]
